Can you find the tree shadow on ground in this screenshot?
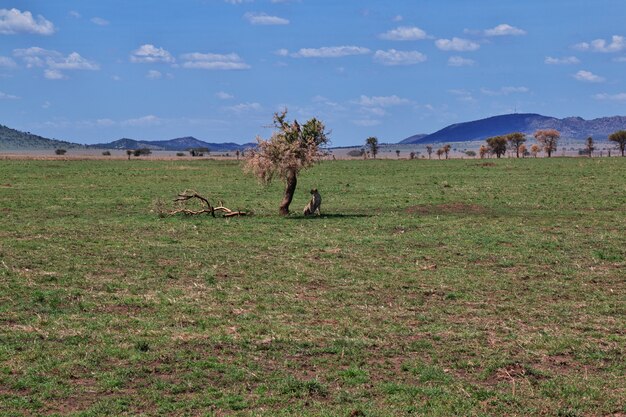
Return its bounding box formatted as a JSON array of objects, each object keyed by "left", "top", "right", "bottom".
[{"left": 287, "top": 213, "right": 371, "bottom": 220}]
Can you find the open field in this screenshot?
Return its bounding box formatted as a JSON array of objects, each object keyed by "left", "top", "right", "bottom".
[{"left": 0, "top": 158, "right": 624, "bottom": 416}]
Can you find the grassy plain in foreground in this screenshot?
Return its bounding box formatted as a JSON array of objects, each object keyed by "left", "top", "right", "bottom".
[{"left": 0, "top": 157, "right": 624, "bottom": 416}]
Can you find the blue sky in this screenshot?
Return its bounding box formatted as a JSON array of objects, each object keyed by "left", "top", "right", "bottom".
[{"left": 1, "top": 0, "right": 626, "bottom": 146}]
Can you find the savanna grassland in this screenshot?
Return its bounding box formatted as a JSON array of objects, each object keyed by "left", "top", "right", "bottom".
[{"left": 0, "top": 157, "right": 624, "bottom": 416}]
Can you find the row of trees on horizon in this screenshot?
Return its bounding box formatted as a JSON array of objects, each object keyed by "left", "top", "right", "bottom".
[{"left": 362, "top": 129, "right": 626, "bottom": 160}]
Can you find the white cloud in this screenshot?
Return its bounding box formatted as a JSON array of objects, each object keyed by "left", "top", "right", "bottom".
[
  {"left": 274, "top": 48, "right": 289, "bottom": 56},
  {"left": 613, "top": 56, "right": 626, "bottom": 62},
  {"left": 593, "top": 92, "right": 626, "bottom": 101},
  {"left": 573, "top": 70, "right": 605, "bottom": 82},
  {"left": 0, "top": 8, "right": 55, "bottom": 35},
  {"left": 292, "top": 46, "right": 370, "bottom": 58},
  {"left": 484, "top": 24, "right": 526, "bottom": 36},
  {"left": 130, "top": 44, "right": 175, "bottom": 64},
  {"left": 181, "top": 52, "right": 250, "bottom": 70},
  {"left": 13, "top": 46, "right": 55, "bottom": 67},
  {"left": 90, "top": 17, "right": 109, "bottom": 26},
  {"left": 244, "top": 12, "right": 289, "bottom": 25},
  {"left": 373, "top": 49, "right": 426, "bottom": 66},
  {"left": 379, "top": 26, "right": 429, "bottom": 41},
  {"left": 112, "top": 75, "right": 121, "bottom": 81},
  {"left": 42, "top": 101, "right": 51, "bottom": 108},
  {"left": 122, "top": 115, "right": 162, "bottom": 127},
  {"left": 13, "top": 47, "right": 99, "bottom": 78},
  {"left": 448, "top": 89, "right": 475, "bottom": 102},
  {"left": 481, "top": 86, "right": 529, "bottom": 96},
  {"left": 545, "top": 56, "right": 580, "bottom": 65},
  {"left": 0, "top": 91, "right": 19, "bottom": 99},
  {"left": 352, "top": 118, "right": 381, "bottom": 127},
  {"left": 48, "top": 52, "right": 99, "bottom": 70},
  {"left": 0, "top": 56, "right": 17, "bottom": 68},
  {"left": 69, "top": 11, "right": 81, "bottom": 19},
  {"left": 44, "top": 69, "right": 65, "bottom": 80},
  {"left": 96, "top": 118, "right": 115, "bottom": 127},
  {"left": 355, "top": 95, "right": 410, "bottom": 107},
  {"left": 225, "top": 0, "right": 252, "bottom": 3},
  {"left": 362, "top": 107, "right": 386, "bottom": 116},
  {"left": 448, "top": 56, "right": 475, "bottom": 66},
  {"left": 435, "top": 37, "right": 480, "bottom": 52},
  {"left": 216, "top": 91, "right": 234, "bottom": 100},
  {"left": 392, "top": 15, "right": 403, "bottom": 22},
  {"left": 146, "top": 70, "right": 162, "bottom": 79},
  {"left": 227, "top": 102, "right": 262, "bottom": 113},
  {"left": 574, "top": 35, "right": 626, "bottom": 53}
]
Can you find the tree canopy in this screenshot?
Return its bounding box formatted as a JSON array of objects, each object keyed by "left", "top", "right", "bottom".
[
  {"left": 506, "top": 132, "right": 526, "bottom": 158},
  {"left": 486, "top": 135, "right": 508, "bottom": 158},
  {"left": 365, "top": 136, "right": 379, "bottom": 158},
  {"left": 533, "top": 129, "right": 560, "bottom": 157},
  {"left": 608, "top": 130, "right": 626, "bottom": 156}
]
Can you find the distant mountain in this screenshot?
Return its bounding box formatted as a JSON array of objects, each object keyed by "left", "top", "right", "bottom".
[
  {"left": 91, "top": 136, "right": 256, "bottom": 152},
  {"left": 401, "top": 113, "right": 626, "bottom": 144},
  {"left": 0, "top": 124, "right": 84, "bottom": 150},
  {"left": 399, "top": 133, "right": 428, "bottom": 144}
]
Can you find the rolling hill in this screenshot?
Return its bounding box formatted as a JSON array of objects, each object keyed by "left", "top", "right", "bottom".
[
  {"left": 91, "top": 136, "right": 256, "bottom": 152},
  {"left": 401, "top": 113, "right": 626, "bottom": 144},
  {"left": 0, "top": 124, "right": 84, "bottom": 150}
]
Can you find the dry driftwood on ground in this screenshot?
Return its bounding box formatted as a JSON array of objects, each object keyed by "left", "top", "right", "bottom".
[{"left": 165, "top": 190, "right": 250, "bottom": 217}]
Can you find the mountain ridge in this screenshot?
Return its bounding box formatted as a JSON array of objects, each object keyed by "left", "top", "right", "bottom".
[
  {"left": 0, "top": 124, "right": 85, "bottom": 150},
  {"left": 90, "top": 136, "right": 256, "bottom": 152},
  {"left": 401, "top": 113, "right": 626, "bottom": 144}
]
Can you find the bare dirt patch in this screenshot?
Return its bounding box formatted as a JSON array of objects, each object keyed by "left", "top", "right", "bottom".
[{"left": 406, "top": 202, "right": 487, "bottom": 215}]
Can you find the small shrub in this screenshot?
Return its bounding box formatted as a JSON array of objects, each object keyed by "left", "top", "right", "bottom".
[
  {"left": 133, "top": 148, "right": 152, "bottom": 157},
  {"left": 176, "top": 152, "right": 185, "bottom": 157},
  {"left": 135, "top": 341, "right": 150, "bottom": 352},
  {"left": 102, "top": 151, "right": 111, "bottom": 156},
  {"left": 347, "top": 149, "right": 364, "bottom": 158},
  {"left": 55, "top": 149, "right": 67, "bottom": 155}
]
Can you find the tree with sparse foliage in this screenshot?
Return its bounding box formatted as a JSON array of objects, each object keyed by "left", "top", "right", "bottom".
[
  {"left": 530, "top": 144, "right": 540, "bottom": 158},
  {"left": 245, "top": 110, "right": 329, "bottom": 215},
  {"left": 409, "top": 151, "right": 416, "bottom": 160},
  {"left": 395, "top": 150, "right": 400, "bottom": 158},
  {"left": 436, "top": 148, "right": 444, "bottom": 159},
  {"left": 366, "top": 137, "right": 379, "bottom": 159},
  {"left": 442, "top": 144, "right": 451, "bottom": 159},
  {"left": 533, "top": 129, "right": 560, "bottom": 157},
  {"left": 426, "top": 145, "right": 433, "bottom": 159},
  {"left": 465, "top": 150, "right": 476, "bottom": 158},
  {"left": 506, "top": 132, "right": 526, "bottom": 158},
  {"left": 479, "top": 145, "right": 489, "bottom": 159},
  {"left": 585, "top": 137, "right": 594, "bottom": 157},
  {"left": 608, "top": 130, "right": 626, "bottom": 156},
  {"left": 519, "top": 144, "right": 527, "bottom": 158}
]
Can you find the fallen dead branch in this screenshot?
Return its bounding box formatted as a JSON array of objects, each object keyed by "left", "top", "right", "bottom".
[{"left": 162, "top": 190, "right": 250, "bottom": 217}]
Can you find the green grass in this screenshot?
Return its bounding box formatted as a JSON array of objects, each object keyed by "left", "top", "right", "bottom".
[{"left": 0, "top": 157, "right": 624, "bottom": 416}]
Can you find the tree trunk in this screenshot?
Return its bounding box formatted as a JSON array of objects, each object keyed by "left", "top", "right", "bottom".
[{"left": 279, "top": 169, "right": 297, "bottom": 215}]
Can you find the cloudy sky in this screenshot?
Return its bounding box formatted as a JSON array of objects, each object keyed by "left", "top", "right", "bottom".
[{"left": 1, "top": 0, "right": 626, "bottom": 146}]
